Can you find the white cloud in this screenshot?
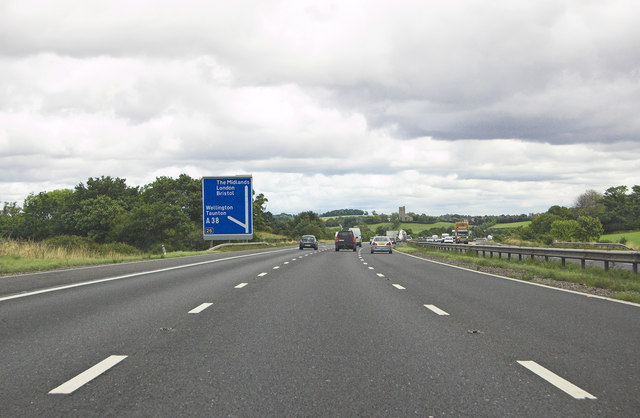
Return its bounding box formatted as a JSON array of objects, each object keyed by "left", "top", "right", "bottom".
[{"left": 1, "top": 0, "right": 640, "bottom": 215}]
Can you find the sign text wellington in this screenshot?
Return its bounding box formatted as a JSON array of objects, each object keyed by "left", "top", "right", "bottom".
[{"left": 202, "top": 175, "right": 253, "bottom": 240}]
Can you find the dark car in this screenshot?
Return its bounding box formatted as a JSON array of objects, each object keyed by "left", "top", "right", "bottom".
[
  {"left": 299, "top": 235, "right": 318, "bottom": 250},
  {"left": 335, "top": 230, "right": 357, "bottom": 251}
]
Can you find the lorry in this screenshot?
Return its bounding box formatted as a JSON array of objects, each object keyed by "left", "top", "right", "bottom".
[
  {"left": 387, "top": 230, "right": 407, "bottom": 243},
  {"left": 454, "top": 222, "right": 471, "bottom": 244}
]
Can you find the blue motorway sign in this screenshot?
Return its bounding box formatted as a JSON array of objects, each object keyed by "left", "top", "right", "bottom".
[{"left": 202, "top": 175, "right": 253, "bottom": 240}]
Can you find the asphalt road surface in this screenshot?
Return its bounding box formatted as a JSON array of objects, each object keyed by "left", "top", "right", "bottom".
[{"left": 1, "top": 245, "right": 639, "bottom": 416}]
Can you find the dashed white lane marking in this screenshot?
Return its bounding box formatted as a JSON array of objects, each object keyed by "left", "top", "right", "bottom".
[
  {"left": 368, "top": 267, "right": 374, "bottom": 270},
  {"left": 363, "top": 262, "right": 368, "bottom": 265},
  {"left": 517, "top": 360, "right": 596, "bottom": 400},
  {"left": 424, "top": 304, "right": 449, "bottom": 316},
  {"left": 392, "top": 284, "right": 406, "bottom": 290},
  {"left": 257, "top": 272, "right": 268, "bottom": 277},
  {"left": 376, "top": 273, "right": 385, "bottom": 277},
  {"left": 284, "top": 262, "right": 289, "bottom": 265},
  {"left": 235, "top": 283, "right": 248, "bottom": 288},
  {"left": 189, "top": 303, "right": 213, "bottom": 314},
  {"left": 273, "top": 266, "right": 280, "bottom": 269},
  {"left": 0, "top": 249, "right": 296, "bottom": 303},
  {"left": 49, "top": 355, "right": 127, "bottom": 395}
]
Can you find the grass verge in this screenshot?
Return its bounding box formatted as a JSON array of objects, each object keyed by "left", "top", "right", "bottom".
[
  {"left": 0, "top": 239, "right": 294, "bottom": 275},
  {"left": 396, "top": 243, "right": 640, "bottom": 304}
]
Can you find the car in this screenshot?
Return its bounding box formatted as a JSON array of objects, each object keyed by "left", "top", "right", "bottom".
[
  {"left": 299, "top": 235, "right": 318, "bottom": 250},
  {"left": 335, "top": 230, "right": 357, "bottom": 251},
  {"left": 443, "top": 236, "right": 454, "bottom": 244},
  {"left": 370, "top": 236, "right": 393, "bottom": 254}
]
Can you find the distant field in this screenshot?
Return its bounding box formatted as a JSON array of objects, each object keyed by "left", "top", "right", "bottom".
[
  {"left": 320, "top": 214, "right": 364, "bottom": 220},
  {"left": 601, "top": 230, "right": 640, "bottom": 249},
  {"left": 365, "top": 222, "right": 454, "bottom": 232},
  {"left": 490, "top": 221, "right": 531, "bottom": 229}
]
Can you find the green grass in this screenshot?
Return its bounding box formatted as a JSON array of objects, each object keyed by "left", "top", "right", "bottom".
[
  {"left": 489, "top": 221, "right": 531, "bottom": 229},
  {"left": 600, "top": 230, "right": 640, "bottom": 250},
  {"left": 396, "top": 243, "right": 640, "bottom": 304},
  {"left": 366, "top": 222, "right": 454, "bottom": 233},
  {"left": 0, "top": 238, "right": 291, "bottom": 275}
]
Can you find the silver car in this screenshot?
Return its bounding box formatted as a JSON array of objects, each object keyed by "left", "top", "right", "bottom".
[{"left": 370, "top": 236, "right": 393, "bottom": 254}]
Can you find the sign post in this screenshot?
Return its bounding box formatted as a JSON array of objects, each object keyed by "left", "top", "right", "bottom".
[{"left": 202, "top": 175, "right": 253, "bottom": 240}]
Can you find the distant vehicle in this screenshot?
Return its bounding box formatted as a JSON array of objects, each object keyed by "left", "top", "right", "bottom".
[
  {"left": 426, "top": 236, "right": 435, "bottom": 242},
  {"left": 335, "top": 230, "right": 357, "bottom": 251},
  {"left": 443, "top": 236, "right": 454, "bottom": 244},
  {"left": 431, "top": 234, "right": 439, "bottom": 242},
  {"left": 386, "top": 230, "right": 399, "bottom": 244},
  {"left": 454, "top": 222, "right": 471, "bottom": 244},
  {"left": 370, "top": 236, "right": 393, "bottom": 254},
  {"left": 299, "top": 235, "right": 318, "bottom": 250},
  {"left": 349, "top": 227, "right": 362, "bottom": 247},
  {"left": 440, "top": 233, "right": 450, "bottom": 243}
]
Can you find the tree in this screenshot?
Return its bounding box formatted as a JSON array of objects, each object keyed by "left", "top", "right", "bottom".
[
  {"left": 286, "top": 211, "right": 328, "bottom": 239},
  {"left": 141, "top": 174, "right": 202, "bottom": 223},
  {"left": 21, "top": 189, "right": 74, "bottom": 239},
  {"left": 74, "top": 176, "right": 139, "bottom": 209},
  {"left": 113, "top": 202, "right": 200, "bottom": 251},
  {"left": 527, "top": 213, "right": 561, "bottom": 236},
  {"left": 547, "top": 205, "right": 574, "bottom": 219},
  {"left": 72, "top": 195, "right": 125, "bottom": 243},
  {"left": 601, "top": 186, "right": 633, "bottom": 232},
  {"left": 576, "top": 216, "right": 604, "bottom": 242},
  {"left": 573, "top": 189, "right": 604, "bottom": 218},
  {"left": 252, "top": 192, "right": 270, "bottom": 232},
  {"left": 0, "top": 202, "right": 22, "bottom": 238},
  {"left": 550, "top": 219, "right": 580, "bottom": 242}
]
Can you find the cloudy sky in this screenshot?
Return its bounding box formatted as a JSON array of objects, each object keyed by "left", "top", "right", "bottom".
[{"left": 1, "top": 0, "right": 639, "bottom": 216}]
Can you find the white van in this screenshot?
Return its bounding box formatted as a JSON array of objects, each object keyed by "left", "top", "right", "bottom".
[{"left": 349, "top": 227, "right": 362, "bottom": 247}]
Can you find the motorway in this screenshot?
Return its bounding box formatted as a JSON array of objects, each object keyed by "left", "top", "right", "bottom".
[{"left": 1, "top": 244, "right": 639, "bottom": 416}]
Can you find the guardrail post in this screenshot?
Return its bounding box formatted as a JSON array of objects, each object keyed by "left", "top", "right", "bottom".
[
  {"left": 604, "top": 260, "right": 609, "bottom": 272},
  {"left": 561, "top": 257, "right": 565, "bottom": 267},
  {"left": 634, "top": 263, "right": 638, "bottom": 274},
  {"left": 581, "top": 259, "right": 586, "bottom": 270},
  {"left": 518, "top": 254, "right": 522, "bottom": 261},
  {"left": 508, "top": 252, "right": 511, "bottom": 261}
]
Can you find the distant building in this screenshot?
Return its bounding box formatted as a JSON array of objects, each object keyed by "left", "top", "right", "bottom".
[{"left": 398, "top": 206, "right": 413, "bottom": 222}]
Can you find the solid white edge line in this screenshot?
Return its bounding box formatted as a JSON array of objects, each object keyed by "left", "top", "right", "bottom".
[
  {"left": 517, "top": 360, "right": 596, "bottom": 400},
  {"left": 424, "top": 304, "right": 450, "bottom": 316},
  {"left": 392, "top": 284, "right": 405, "bottom": 290},
  {"left": 49, "top": 355, "right": 127, "bottom": 395},
  {"left": 188, "top": 302, "right": 213, "bottom": 314},
  {"left": 0, "top": 248, "right": 296, "bottom": 303},
  {"left": 235, "top": 283, "right": 248, "bottom": 288},
  {"left": 397, "top": 250, "right": 640, "bottom": 308}
]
